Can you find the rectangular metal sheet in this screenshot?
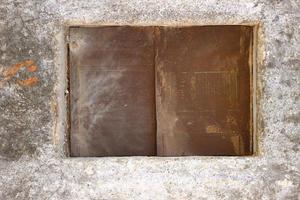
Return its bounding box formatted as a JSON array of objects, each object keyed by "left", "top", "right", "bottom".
[
  {"left": 69, "top": 26, "right": 156, "bottom": 156},
  {"left": 69, "top": 25, "right": 253, "bottom": 157},
  {"left": 155, "top": 26, "right": 252, "bottom": 156}
]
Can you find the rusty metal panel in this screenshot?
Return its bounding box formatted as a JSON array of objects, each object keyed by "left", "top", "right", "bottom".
[
  {"left": 69, "top": 26, "right": 156, "bottom": 156},
  {"left": 156, "top": 26, "right": 252, "bottom": 156},
  {"left": 69, "top": 25, "right": 253, "bottom": 157}
]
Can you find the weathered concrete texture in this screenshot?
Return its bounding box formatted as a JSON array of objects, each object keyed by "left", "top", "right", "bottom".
[{"left": 0, "top": 0, "right": 299, "bottom": 199}]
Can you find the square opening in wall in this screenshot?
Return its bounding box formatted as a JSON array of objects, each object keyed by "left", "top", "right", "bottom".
[{"left": 68, "top": 25, "right": 254, "bottom": 157}]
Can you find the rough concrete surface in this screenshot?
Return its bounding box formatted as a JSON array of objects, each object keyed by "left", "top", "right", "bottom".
[{"left": 0, "top": 0, "right": 299, "bottom": 199}]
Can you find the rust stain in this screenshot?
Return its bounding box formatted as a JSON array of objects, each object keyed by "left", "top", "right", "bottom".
[
  {"left": 17, "top": 77, "right": 39, "bottom": 86},
  {"left": 0, "top": 59, "right": 38, "bottom": 87},
  {"left": 3, "top": 60, "right": 34, "bottom": 77},
  {"left": 27, "top": 64, "right": 38, "bottom": 72}
]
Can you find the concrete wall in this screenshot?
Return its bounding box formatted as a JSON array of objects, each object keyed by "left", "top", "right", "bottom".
[{"left": 0, "top": 0, "right": 299, "bottom": 199}]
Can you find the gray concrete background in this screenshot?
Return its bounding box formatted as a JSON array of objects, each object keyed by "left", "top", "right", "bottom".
[{"left": 0, "top": 0, "right": 299, "bottom": 199}]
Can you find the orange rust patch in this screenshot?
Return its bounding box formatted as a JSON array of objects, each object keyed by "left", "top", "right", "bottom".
[
  {"left": 27, "top": 64, "right": 38, "bottom": 72},
  {"left": 3, "top": 60, "right": 35, "bottom": 77},
  {"left": 17, "top": 77, "right": 39, "bottom": 86},
  {"left": 0, "top": 60, "right": 39, "bottom": 87}
]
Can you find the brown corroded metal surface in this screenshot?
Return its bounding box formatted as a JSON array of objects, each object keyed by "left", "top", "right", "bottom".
[
  {"left": 69, "top": 26, "right": 156, "bottom": 156},
  {"left": 69, "top": 26, "right": 252, "bottom": 156},
  {"left": 156, "top": 26, "right": 252, "bottom": 156}
]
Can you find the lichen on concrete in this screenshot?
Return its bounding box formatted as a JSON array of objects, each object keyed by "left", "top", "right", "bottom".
[{"left": 0, "top": 0, "right": 299, "bottom": 199}]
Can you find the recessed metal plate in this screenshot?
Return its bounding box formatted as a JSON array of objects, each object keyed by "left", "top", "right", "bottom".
[
  {"left": 156, "top": 26, "right": 252, "bottom": 156},
  {"left": 69, "top": 27, "right": 156, "bottom": 156},
  {"left": 69, "top": 25, "right": 253, "bottom": 156}
]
